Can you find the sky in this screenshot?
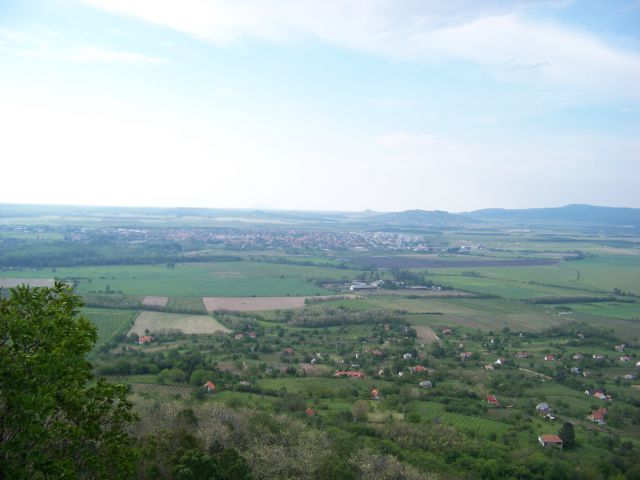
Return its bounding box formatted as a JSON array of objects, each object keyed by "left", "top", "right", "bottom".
[{"left": 0, "top": 0, "right": 639, "bottom": 212}]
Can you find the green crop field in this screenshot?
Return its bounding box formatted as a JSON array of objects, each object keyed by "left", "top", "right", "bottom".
[
  {"left": 81, "top": 307, "right": 137, "bottom": 348},
  {"left": 0, "top": 260, "right": 347, "bottom": 297}
]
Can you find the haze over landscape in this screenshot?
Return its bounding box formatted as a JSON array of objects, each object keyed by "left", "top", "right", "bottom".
[
  {"left": 1, "top": 0, "right": 639, "bottom": 211},
  {"left": 3, "top": 3, "right": 640, "bottom": 480}
]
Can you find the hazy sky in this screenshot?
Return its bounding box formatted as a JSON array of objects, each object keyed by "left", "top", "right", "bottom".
[{"left": 1, "top": 0, "right": 639, "bottom": 212}]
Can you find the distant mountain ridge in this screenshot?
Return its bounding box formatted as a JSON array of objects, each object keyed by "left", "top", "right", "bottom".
[
  {"left": 0, "top": 203, "right": 638, "bottom": 228},
  {"left": 466, "top": 204, "right": 640, "bottom": 227}
]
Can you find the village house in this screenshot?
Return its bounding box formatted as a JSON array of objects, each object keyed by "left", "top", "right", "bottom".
[
  {"left": 234, "top": 333, "right": 244, "bottom": 340},
  {"left": 411, "top": 365, "right": 428, "bottom": 374},
  {"left": 515, "top": 351, "right": 530, "bottom": 359},
  {"left": 402, "top": 353, "right": 413, "bottom": 360},
  {"left": 370, "top": 349, "right": 383, "bottom": 356},
  {"left": 203, "top": 381, "right": 216, "bottom": 392},
  {"left": 371, "top": 388, "right": 380, "bottom": 400},
  {"left": 571, "top": 367, "right": 582, "bottom": 375},
  {"left": 487, "top": 394, "right": 500, "bottom": 407},
  {"left": 494, "top": 357, "right": 507, "bottom": 365},
  {"left": 592, "top": 354, "right": 605, "bottom": 360},
  {"left": 589, "top": 407, "right": 608, "bottom": 425},
  {"left": 624, "top": 374, "right": 636, "bottom": 380},
  {"left": 137, "top": 335, "right": 152, "bottom": 345},
  {"left": 305, "top": 408, "right": 316, "bottom": 417},
  {"left": 442, "top": 327, "right": 453, "bottom": 335},
  {"left": 460, "top": 352, "right": 473, "bottom": 361},
  {"left": 418, "top": 380, "right": 433, "bottom": 388},
  {"left": 538, "top": 435, "right": 563, "bottom": 448},
  {"left": 248, "top": 331, "right": 257, "bottom": 339},
  {"left": 614, "top": 344, "right": 626, "bottom": 352},
  {"left": 572, "top": 353, "right": 583, "bottom": 360},
  {"left": 536, "top": 402, "right": 551, "bottom": 415},
  {"left": 585, "top": 388, "right": 611, "bottom": 401},
  {"left": 544, "top": 354, "right": 556, "bottom": 361},
  {"left": 620, "top": 356, "right": 631, "bottom": 362},
  {"left": 484, "top": 364, "right": 494, "bottom": 370}
]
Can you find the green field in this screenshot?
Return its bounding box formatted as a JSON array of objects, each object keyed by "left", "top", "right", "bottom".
[
  {"left": 0, "top": 261, "right": 345, "bottom": 297},
  {"left": 81, "top": 307, "right": 137, "bottom": 348}
]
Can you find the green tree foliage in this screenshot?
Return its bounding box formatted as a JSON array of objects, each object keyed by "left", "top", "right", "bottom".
[
  {"left": 0, "top": 282, "right": 136, "bottom": 478},
  {"left": 558, "top": 422, "right": 576, "bottom": 450}
]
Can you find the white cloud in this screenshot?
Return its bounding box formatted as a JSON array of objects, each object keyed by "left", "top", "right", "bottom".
[
  {"left": 79, "top": 0, "right": 640, "bottom": 101},
  {"left": 71, "top": 46, "right": 165, "bottom": 64}
]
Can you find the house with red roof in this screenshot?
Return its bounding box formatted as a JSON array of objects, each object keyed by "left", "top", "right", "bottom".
[
  {"left": 371, "top": 388, "right": 380, "bottom": 400},
  {"left": 305, "top": 408, "right": 316, "bottom": 417},
  {"left": 138, "top": 335, "right": 152, "bottom": 345},
  {"left": 203, "top": 381, "right": 216, "bottom": 392},
  {"left": 544, "top": 354, "right": 556, "bottom": 361},
  {"left": 538, "top": 435, "right": 563, "bottom": 448},
  {"left": 589, "top": 408, "right": 608, "bottom": 425},
  {"left": 487, "top": 394, "right": 500, "bottom": 407}
]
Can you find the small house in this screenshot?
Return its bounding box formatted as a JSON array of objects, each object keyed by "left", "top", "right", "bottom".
[
  {"left": 248, "top": 331, "right": 257, "bottom": 339},
  {"left": 544, "top": 354, "right": 556, "bottom": 361},
  {"left": 589, "top": 408, "right": 607, "bottom": 425},
  {"left": 614, "top": 344, "right": 626, "bottom": 352},
  {"left": 418, "top": 380, "right": 433, "bottom": 388},
  {"left": 494, "top": 357, "right": 506, "bottom": 365},
  {"left": 487, "top": 394, "right": 500, "bottom": 407},
  {"left": 371, "top": 388, "right": 380, "bottom": 400},
  {"left": 536, "top": 402, "right": 551, "bottom": 414},
  {"left": 592, "top": 354, "right": 605, "bottom": 360},
  {"left": 305, "top": 408, "right": 316, "bottom": 417},
  {"left": 624, "top": 374, "right": 636, "bottom": 380},
  {"left": 460, "top": 352, "right": 473, "bottom": 361},
  {"left": 411, "top": 365, "right": 428, "bottom": 374},
  {"left": 234, "top": 333, "right": 244, "bottom": 340},
  {"left": 620, "top": 356, "right": 631, "bottom": 362},
  {"left": 484, "top": 364, "right": 494, "bottom": 370},
  {"left": 571, "top": 367, "right": 582, "bottom": 375},
  {"left": 442, "top": 327, "right": 453, "bottom": 335},
  {"left": 572, "top": 353, "right": 583, "bottom": 360},
  {"left": 203, "top": 381, "right": 216, "bottom": 392},
  {"left": 138, "top": 335, "right": 153, "bottom": 345},
  {"left": 402, "top": 353, "right": 413, "bottom": 360},
  {"left": 538, "top": 435, "right": 563, "bottom": 448},
  {"left": 515, "top": 352, "right": 530, "bottom": 359}
]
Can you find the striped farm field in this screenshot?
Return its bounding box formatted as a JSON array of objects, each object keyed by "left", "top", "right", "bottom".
[
  {"left": 81, "top": 307, "right": 137, "bottom": 348},
  {"left": 413, "top": 325, "right": 440, "bottom": 343},
  {"left": 410, "top": 401, "right": 509, "bottom": 436},
  {"left": 128, "top": 311, "right": 230, "bottom": 335}
]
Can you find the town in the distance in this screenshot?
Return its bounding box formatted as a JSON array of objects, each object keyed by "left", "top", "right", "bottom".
[{"left": 1, "top": 203, "right": 639, "bottom": 479}]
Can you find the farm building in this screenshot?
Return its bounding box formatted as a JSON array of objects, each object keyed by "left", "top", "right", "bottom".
[
  {"left": 538, "top": 435, "right": 563, "bottom": 448},
  {"left": 572, "top": 353, "right": 583, "bottom": 360},
  {"left": 203, "top": 381, "right": 216, "bottom": 392},
  {"left": 544, "top": 354, "right": 556, "bottom": 361},
  {"left": 487, "top": 394, "right": 500, "bottom": 407},
  {"left": 485, "top": 364, "right": 494, "bottom": 370},
  {"left": 305, "top": 408, "right": 316, "bottom": 417},
  {"left": 137, "top": 335, "right": 152, "bottom": 345},
  {"left": 402, "top": 353, "right": 413, "bottom": 360},
  {"left": 234, "top": 333, "right": 244, "bottom": 340},
  {"left": 371, "top": 388, "right": 380, "bottom": 400},
  {"left": 571, "top": 367, "right": 582, "bottom": 375},
  {"left": 515, "top": 352, "right": 530, "bottom": 359},
  {"left": 614, "top": 344, "right": 626, "bottom": 352},
  {"left": 494, "top": 358, "right": 506, "bottom": 365},
  {"left": 620, "top": 356, "right": 631, "bottom": 362},
  {"left": 624, "top": 374, "right": 636, "bottom": 380},
  {"left": 411, "top": 365, "right": 428, "bottom": 374},
  {"left": 442, "top": 327, "right": 453, "bottom": 335},
  {"left": 589, "top": 408, "right": 608, "bottom": 425},
  {"left": 585, "top": 388, "right": 611, "bottom": 401}
]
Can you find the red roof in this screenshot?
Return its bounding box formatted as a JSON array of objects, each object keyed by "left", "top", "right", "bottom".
[
  {"left": 305, "top": 408, "right": 316, "bottom": 416},
  {"left": 590, "top": 408, "right": 608, "bottom": 420},
  {"left": 487, "top": 394, "right": 500, "bottom": 406},
  {"left": 539, "top": 435, "right": 563, "bottom": 444},
  {"left": 203, "top": 381, "right": 216, "bottom": 390},
  {"left": 138, "top": 335, "right": 152, "bottom": 344}
]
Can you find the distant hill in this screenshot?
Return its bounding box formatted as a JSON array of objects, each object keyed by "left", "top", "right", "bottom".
[
  {"left": 364, "top": 209, "right": 472, "bottom": 226},
  {"left": 467, "top": 204, "right": 640, "bottom": 227}
]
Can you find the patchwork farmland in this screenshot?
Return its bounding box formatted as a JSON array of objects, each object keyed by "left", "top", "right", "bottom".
[{"left": 128, "top": 311, "right": 230, "bottom": 336}]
